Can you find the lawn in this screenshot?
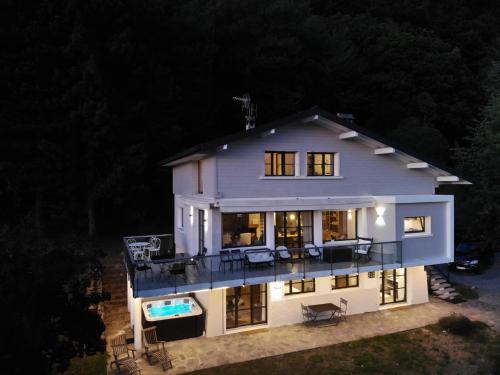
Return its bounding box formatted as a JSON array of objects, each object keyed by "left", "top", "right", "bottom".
[
  {"left": 62, "top": 353, "right": 107, "bottom": 375},
  {"left": 189, "top": 316, "right": 500, "bottom": 375}
]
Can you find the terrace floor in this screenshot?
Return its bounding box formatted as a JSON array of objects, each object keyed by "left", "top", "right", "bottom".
[{"left": 107, "top": 296, "right": 500, "bottom": 375}]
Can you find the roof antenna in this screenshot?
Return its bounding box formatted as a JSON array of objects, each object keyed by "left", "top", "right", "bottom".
[{"left": 232, "top": 93, "right": 257, "bottom": 130}]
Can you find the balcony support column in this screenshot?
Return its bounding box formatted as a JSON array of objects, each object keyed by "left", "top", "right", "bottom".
[{"left": 133, "top": 297, "right": 143, "bottom": 350}]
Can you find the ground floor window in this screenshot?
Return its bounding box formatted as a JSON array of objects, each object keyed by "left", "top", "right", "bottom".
[
  {"left": 284, "top": 278, "right": 315, "bottom": 295},
  {"left": 379, "top": 268, "right": 406, "bottom": 305},
  {"left": 222, "top": 212, "right": 266, "bottom": 248},
  {"left": 275, "top": 211, "right": 313, "bottom": 249},
  {"left": 322, "top": 210, "right": 357, "bottom": 242},
  {"left": 331, "top": 273, "right": 359, "bottom": 289},
  {"left": 226, "top": 284, "right": 267, "bottom": 329}
]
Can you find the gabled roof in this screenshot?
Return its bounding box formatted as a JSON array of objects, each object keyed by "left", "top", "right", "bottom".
[{"left": 161, "top": 106, "right": 470, "bottom": 185}]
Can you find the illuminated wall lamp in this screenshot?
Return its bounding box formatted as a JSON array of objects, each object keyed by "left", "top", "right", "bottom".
[{"left": 375, "top": 206, "right": 386, "bottom": 226}]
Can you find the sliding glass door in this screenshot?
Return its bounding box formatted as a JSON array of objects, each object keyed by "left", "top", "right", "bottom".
[
  {"left": 379, "top": 268, "right": 406, "bottom": 305},
  {"left": 274, "top": 211, "right": 313, "bottom": 249},
  {"left": 226, "top": 284, "right": 267, "bottom": 329}
]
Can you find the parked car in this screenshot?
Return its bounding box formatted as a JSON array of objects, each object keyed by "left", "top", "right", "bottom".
[{"left": 449, "top": 242, "right": 494, "bottom": 274}]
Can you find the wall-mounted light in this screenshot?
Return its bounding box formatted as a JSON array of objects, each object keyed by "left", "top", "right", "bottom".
[
  {"left": 375, "top": 206, "right": 386, "bottom": 216},
  {"left": 375, "top": 205, "right": 386, "bottom": 226},
  {"left": 189, "top": 206, "right": 194, "bottom": 225},
  {"left": 347, "top": 209, "right": 353, "bottom": 220},
  {"left": 270, "top": 281, "right": 284, "bottom": 300}
]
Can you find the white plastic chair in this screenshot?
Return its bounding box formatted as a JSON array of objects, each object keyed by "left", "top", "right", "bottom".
[{"left": 147, "top": 237, "right": 161, "bottom": 257}]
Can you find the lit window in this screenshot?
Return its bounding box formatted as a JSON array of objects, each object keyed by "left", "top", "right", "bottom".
[
  {"left": 322, "top": 210, "right": 357, "bottom": 242},
  {"left": 331, "top": 274, "right": 358, "bottom": 289},
  {"left": 265, "top": 152, "right": 296, "bottom": 176},
  {"left": 307, "top": 153, "right": 336, "bottom": 176},
  {"left": 404, "top": 216, "right": 426, "bottom": 234},
  {"left": 284, "top": 279, "right": 315, "bottom": 295},
  {"left": 222, "top": 212, "right": 266, "bottom": 248}
]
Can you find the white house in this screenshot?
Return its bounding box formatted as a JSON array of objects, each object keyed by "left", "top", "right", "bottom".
[{"left": 124, "top": 106, "right": 469, "bottom": 349}]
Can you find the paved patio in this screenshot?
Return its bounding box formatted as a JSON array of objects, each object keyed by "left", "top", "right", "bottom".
[{"left": 112, "top": 297, "right": 500, "bottom": 375}]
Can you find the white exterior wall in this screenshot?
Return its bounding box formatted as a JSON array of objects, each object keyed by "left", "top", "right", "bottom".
[
  {"left": 397, "top": 201, "right": 453, "bottom": 265},
  {"left": 216, "top": 123, "right": 436, "bottom": 198},
  {"left": 195, "top": 266, "right": 426, "bottom": 337},
  {"left": 172, "top": 162, "right": 196, "bottom": 195},
  {"left": 268, "top": 274, "right": 379, "bottom": 326},
  {"left": 406, "top": 266, "right": 429, "bottom": 305},
  {"left": 194, "top": 289, "right": 225, "bottom": 337}
]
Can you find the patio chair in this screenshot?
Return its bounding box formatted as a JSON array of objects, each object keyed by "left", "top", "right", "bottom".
[
  {"left": 304, "top": 244, "right": 321, "bottom": 261},
  {"left": 109, "top": 333, "right": 137, "bottom": 374},
  {"left": 135, "top": 249, "right": 153, "bottom": 279},
  {"left": 169, "top": 262, "right": 187, "bottom": 281},
  {"left": 230, "top": 249, "right": 244, "bottom": 270},
  {"left": 336, "top": 298, "right": 348, "bottom": 322},
  {"left": 276, "top": 246, "right": 293, "bottom": 263},
  {"left": 301, "top": 303, "right": 315, "bottom": 324},
  {"left": 219, "top": 250, "right": 233, "bottom": 272},
  {"left": 355, "top": 237, "right": 373, "bottom": 262},
  {"left": 147, "top": 236, "right": 161, "bottom": 257},
  {"left": 123, "top": 359, "right": 142, "bottom": 375},
  {"left": 142, "top": 327, "right": 173, "bottom": 370}
]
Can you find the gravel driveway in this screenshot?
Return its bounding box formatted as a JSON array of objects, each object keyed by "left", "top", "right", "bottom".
[{"left": 450, "top": 252, "right": 500, "bottom": 308}]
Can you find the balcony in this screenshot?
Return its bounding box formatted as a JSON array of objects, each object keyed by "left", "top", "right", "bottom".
[{"left": 123, "top": 234, "right": 403, "bottom": 298}]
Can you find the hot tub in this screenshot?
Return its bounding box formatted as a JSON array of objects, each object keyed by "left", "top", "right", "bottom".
[{"left": 142, "top": 296, "right": 205, "bottom": 341}]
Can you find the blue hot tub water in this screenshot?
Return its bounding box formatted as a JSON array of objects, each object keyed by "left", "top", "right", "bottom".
[{"left": 148, "top": 300, "right": 192, "bottom": 318}]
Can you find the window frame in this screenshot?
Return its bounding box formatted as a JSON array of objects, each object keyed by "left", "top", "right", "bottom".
[
  {"left": 404, "top": 216, "right": 426, "bottom": 234},
  {"left": 307, "top": 152, "right": 336, "bottom": 176},
  {"left": 379, "top": 268, "right": 407, "bottom": 305},
  {"left": 221, "top": 212, "right": 266, "bottom": 249},
  {"left": 274, "top": 211, "right": 314, "bottom": 249},
  {"left": 284, "top": 278, "right": 315, "bottom": 295},
  {"left": 322, "top": 209, "right": 358, "bottom": 243},
  {"left": 331, "top": 274, "right": 359, "bottom": 290},
  {"left": 177, "top": 207, "right": 184, "bottom": 229},
  {"left": 197, "top": 160, "right": 203, "bottom": 194},
  {"left": 226, "top": 284, "right": 268, "bottom": 329},
  {"left": 265, "top": 151, "right": 296, "bottom": 176}
]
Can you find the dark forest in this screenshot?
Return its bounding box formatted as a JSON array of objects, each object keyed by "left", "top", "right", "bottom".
[{"left": 2, "top": 0, "right": 500, "bottom": 373}]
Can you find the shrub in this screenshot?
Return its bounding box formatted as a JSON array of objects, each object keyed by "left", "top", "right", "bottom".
[{"left": 438, "top": 315, "right": 486, "bottom": 337}]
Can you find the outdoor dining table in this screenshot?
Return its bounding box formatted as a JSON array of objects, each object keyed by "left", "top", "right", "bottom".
[
  {"left": 307, "top": 303, "right": 341, "bottom": 321},
  {"left": 128, "top": 241, "right": 150, "bottom": 260}
]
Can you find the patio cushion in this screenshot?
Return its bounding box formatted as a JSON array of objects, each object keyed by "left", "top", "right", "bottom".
[
  {"left": 247, "top": 252, "right": 274, "bottom": 263},
  {"left": 356, "top": 239, "right": 372, "bottom": 254},
  {"left": 330, "top": 240, "right": 358, "bottom": 247}
]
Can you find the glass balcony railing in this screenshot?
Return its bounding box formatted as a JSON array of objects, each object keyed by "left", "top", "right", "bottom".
[{"left": 122, "top": 235, "right": 403, "bottom": 298}]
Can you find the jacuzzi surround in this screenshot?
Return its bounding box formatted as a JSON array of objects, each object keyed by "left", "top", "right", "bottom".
[
  {"left": 142, "top": 297, "right": 203, "bottom": 321},
  {"left": 141, "top": 295, "right": 205, "bottom": 341}
]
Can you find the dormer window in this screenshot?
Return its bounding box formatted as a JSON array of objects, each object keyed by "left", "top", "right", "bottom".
[
  {"left": 307, "top": 152, "right": 336, "bottom": 176},
  {"left": 265, "top": 151, "right": 296, "bottom": 176}
]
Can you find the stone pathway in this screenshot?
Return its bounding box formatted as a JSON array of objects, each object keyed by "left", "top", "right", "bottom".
[
  {"left": 122, "top": 297, "right": 500, "bottom": 375},
  {"left": 102, "top": 246, "right": 132, "bottom": 358}
]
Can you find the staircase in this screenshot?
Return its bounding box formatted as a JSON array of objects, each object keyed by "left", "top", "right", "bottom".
[
  {"left": 102, "top": 252, "right": 132, "bottom": 344},
  {"left": 425, "top": 265, "right": 465, "bottom": 304}
]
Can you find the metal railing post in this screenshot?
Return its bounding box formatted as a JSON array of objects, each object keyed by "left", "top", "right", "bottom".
[
  {"left": 243, "top": 256, "right": 246, "bottom": 285},
  {"left": 210, "top": 256, "right": 213, "bottom": 289},
  {"left": 381, "top": 243, "right": 384, "bottom": 271},
  {"left": 303, "top": 249, "right": 306, "bottom": 280},
  {"left": 274, "top": 250, "right": 277, "bottom": 281}
]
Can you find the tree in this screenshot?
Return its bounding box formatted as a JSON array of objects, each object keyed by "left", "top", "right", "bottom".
[{"left": 453, "top": 61, "right": 500, "bottom": 245}]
